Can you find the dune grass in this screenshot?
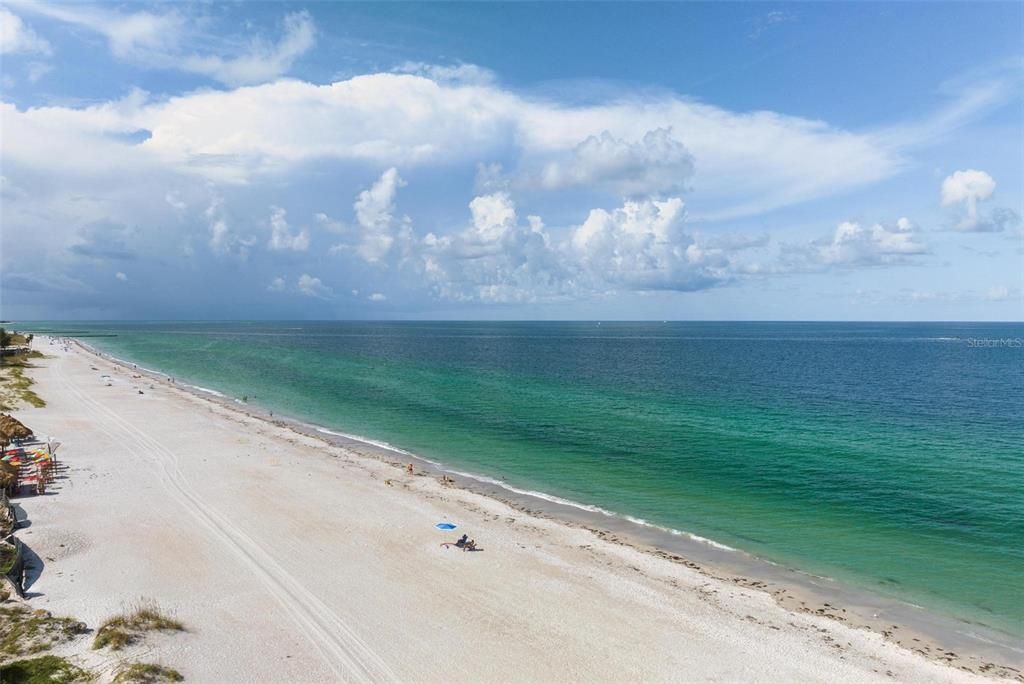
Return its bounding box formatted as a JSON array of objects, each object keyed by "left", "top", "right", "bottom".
[
  {"left": 93, "top": 602, "right": 185, "bottom": 651},
  {"left": 0, "top": 655, "right": 91, "bottom": 683},
  {"left": 113, "top": 662, "right": 184, "bottom": 683},
  {"left": 0, "top": 351, "right": 45, "bottom": 410},
  {"left": 0, "top": 604, "right": 88, "bottom": 659}
]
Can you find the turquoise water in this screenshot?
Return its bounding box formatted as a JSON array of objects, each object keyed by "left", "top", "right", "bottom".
[{"left": 24, "top": 321, "right": 1024, "bottom": 636}]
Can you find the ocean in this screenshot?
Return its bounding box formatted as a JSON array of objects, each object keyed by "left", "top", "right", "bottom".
[{"left": 22, "top": 321, "right": 1024, "bottom": 637}]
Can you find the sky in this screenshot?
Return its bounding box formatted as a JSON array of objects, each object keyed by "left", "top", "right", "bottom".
[{"left": 1, "top": 1, "right": 1022, "bottom": 321}]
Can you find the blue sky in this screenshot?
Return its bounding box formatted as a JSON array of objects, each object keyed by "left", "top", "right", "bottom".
[{"left": 1, "top": 1, "right": 1021, "bottom": 320}]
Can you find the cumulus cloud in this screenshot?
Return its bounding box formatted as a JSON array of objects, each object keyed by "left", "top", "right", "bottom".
[
  {"left": 419, "top": 192, "right": 565, "bottom": 303},
  {"left": 267, "top": 206, "right": 310, "bottom": 251},
  {"left": 0, "top": 8, "right": 52, "bottom": 55},
  {"left": 539, "top": 128, "right": 694, "bottom": 196},
  {"left": 942, "top": 169, "right": 995, "bottom": 207},
  {"left": 571, "top": 197, "right": 729, "bottom": 291},
  {"left": 115, "top": 271, "right": 128, "bottom": 281},
  {"left": 416, "top": 193, "right": 746, "bottom": 302},
  {"left": 367, "top": 292, "right": 387, "bottom": 302},
  {"left": 297, "top": 273, "right": 330, "bottom": 298},
  {"left": 267, "top": 276, "right": 286, "bottom": 292},
  {"left": 787, "top": 217, "right": 927, "bottom": 269},
  {"left": 940, "top": 169, "right": 1019, "bottom": 232},
  {"left": 205, "top": 196, "right": 253, "bottom": 258},
  {"left": 330, "top": 168, "right": 411, "bottom": 263}
]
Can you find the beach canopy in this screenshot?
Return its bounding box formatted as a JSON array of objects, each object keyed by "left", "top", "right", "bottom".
[
  {"left": 0, "top": 414, "right": 33, "bottom": 442},
  {"left": 435, "top": 522, "right": 457, "bottom": 530}
]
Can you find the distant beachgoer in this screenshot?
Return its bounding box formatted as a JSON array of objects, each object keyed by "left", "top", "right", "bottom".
[
  {"left": 455, "top": 534, "right": 468, "bottom": 548},
  {"left": 406, "top": 463, "right": 414, "bottom": 475}
]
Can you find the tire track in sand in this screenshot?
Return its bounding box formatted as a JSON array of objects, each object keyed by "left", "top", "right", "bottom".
[{"left": 54, "top": 348, "right": 399, "bottom": 683}]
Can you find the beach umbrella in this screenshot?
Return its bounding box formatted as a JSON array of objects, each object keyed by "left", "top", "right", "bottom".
[
  {"left": 435, "top": 522, "right": 457, "bottom": 530},
  {"left": 0, "top": 414, "right": 33, "bottom": 441}
]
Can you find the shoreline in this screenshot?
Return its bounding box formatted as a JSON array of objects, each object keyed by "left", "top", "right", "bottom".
[{"left": 67, "top": 336, "right": 1024, "bottom": 679}]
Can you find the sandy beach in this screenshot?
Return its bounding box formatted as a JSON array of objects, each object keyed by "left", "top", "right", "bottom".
[{"left": 4, "top": 339, "right": 1019, "bottom": 683}]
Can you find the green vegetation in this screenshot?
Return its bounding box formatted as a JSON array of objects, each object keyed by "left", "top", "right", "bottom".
[
  {"left": 0, "top": 655, "right": 91, "bottom": 683},
  {"left": 114, "top": 662, "right": 184, "bottom": 683},
  {"left": 0, "top": 540, "right": 18, "bottom": 575},
  {"left": 93, "top": 603, "right": 185, "bottom": 651},
  {"left": 0, "top": 604, "right": 88, "bottom": 659},
  {"left": 0, "top": 351, "right": 45, "bottom": 410}
]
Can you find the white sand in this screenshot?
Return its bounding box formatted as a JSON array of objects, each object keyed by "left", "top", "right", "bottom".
[{"left": 8, "top": 341, "right": 1005, "bottom": 683}]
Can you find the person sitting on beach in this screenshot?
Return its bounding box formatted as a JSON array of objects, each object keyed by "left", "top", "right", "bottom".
[
  {"left": 455, "top": 534, "right": 468, "bottom": 548},
  {"left": 464, "top": 539, "right": 477, "bottom": 552}
]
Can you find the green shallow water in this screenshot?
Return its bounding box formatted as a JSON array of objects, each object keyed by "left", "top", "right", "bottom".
[{"left": 23, "top": 321, "right": 1024, "bottom": 636}]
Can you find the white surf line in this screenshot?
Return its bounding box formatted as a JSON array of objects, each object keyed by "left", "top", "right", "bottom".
[{"left": 54, "top": 352, "right": 399, "bottom": 683}]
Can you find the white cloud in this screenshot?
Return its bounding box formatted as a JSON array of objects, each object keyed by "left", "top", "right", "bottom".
[
  {"left": 331, "top": 168, "right": 411, "bottom": 263},
  {"left": 314, "top": 212, "right": 346, "bottom": 234},
  {"left": 0, "top": 71, "right": 908, "bottom": 208},
  {"left": 393, "top": 61, "right": 496, "bottom": 86},
  {"left": 2, "top": 56, "right": 1017, "bottom": 315},
  {"left": 267, "top": 206, "right": 310, "bottom": 251},
  {"left": 26, "top": 60, "right": 51, "bottom": 82},
  {"left": 790, "top": 217, "right": 927, "bottom": 269},
  {"left": 0, "top": 8, "right": 52, "bottom": 55},
  {"left": 367, "top": 292, "right": 386, "bottom": 302},
  {"left": 941, "top": 169, "right": 995, "bottom": 207},
  {"left": 417, "top": 193, "right": 740, "bottom": 302},
  {"left": 419, "top": 192, "right": 566, "bottom": 303},
  {"left": 205, "top": 196, "right": 253, "bottom": 259},
  {"left": 940, "top": 169, "right": 1019, "bottom": 232},
  {"left": 115, "top": 271, "right": 128, "bottom": 281},
  {"left": 165, "top": 192, "right": 186, "bottom": 211},
  {"left": 9, "top": 1, "right": 183, "bottom": 58},
  {"left": 5, "top": 65, "right": 1005, "bottom": 217},
  {"left": 177, "top": 12, "right": 316, "bottom": 87},
  {"left": 571, "top": 197, "right": 728, "bottom": 291},
  {"left": 297, "top": 273, "right": 330, "bottom": 298},
  {"left": 986, "top": 285, "right": 1011, "bottom": 302},
  {"left": 267, "top": 276, "right": 286, "bottom": 292},
  {"left": 538, "top": 128, "right": 694, "bottom": 196},
  {"left": 7, "top": 2, "right": 314, "bottom": 86}
]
